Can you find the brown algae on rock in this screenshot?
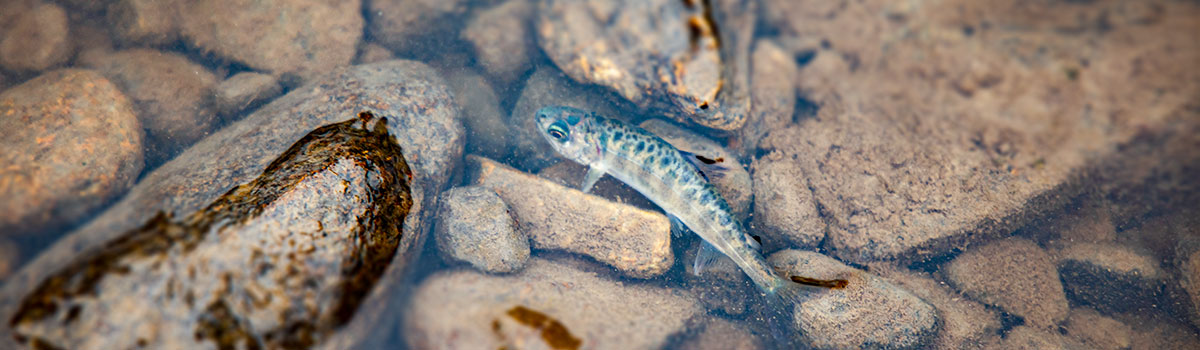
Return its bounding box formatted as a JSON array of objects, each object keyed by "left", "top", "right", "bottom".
[
  {"left": 6, "top": 112, "right": 413, "bottom": 350},
  {"left": 503, "top": 305, "right": 583, "bottom": 350}
]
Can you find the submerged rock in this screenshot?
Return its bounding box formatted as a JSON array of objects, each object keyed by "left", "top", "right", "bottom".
[
  {"left": 768, "top": 250, "right": 938, "bottom": 350},
  {"left": 213, "top": 72, "right": 282, "bottom": 119},
  {"left": 537, "top": 0, "right": 754, "bottom": 130},
  {"left": 435, "top": 186, "right": 529, "bottom": 273},
  {"left": 0, "top": 237, "right": 15, "bottom": 282},
  {"left": 368, "top": 0, "right": 472, "bottom": 54},
  {"left": 872, "top": 264, "right": 1001, "bottom": 350},
  {"left": 0, "top": 69, "right": 144, "bottom": 237},
  {"left": 0, "top": 3, "right": 71, "bottom": 72},
  {"left": 5, "top": 113, "right": 414, "bottom": 350},
  {"left": 983, "top": 326, "right": 1081, "bottom": 350},
  {"left": 83, "top": 49, "right": 220, "bottom": 165},
  {"left": 403, "top": 257, "right": 703, "bottom": 349},
  {"left": 0, "top": 60, "right": 463, "bottom": 349},
  {"left": 750, "top": 152, "right": 825, "bottom": 249},
  {"left": 467, "top": 155, "right": 673, "bottom": 278},
  {"left": 944, "top": 238, "right": 1068, "bottom": 329},
  {"left": 1058, "top": 242, "right": 1165, "bottom": 313},
  {"left": 178, "top": 0, "right": 363, "bottom": 81},
  {"left": 107, "top": 0, "right": 179, "bottom": 45},
  {"left": 1063, "top": 307, "right": 1132, "bottom": 350},
  {"left": 443, "top": 69, "right": 510, "bottom": 160},
  {"left": 679, "top": 318, "right": 765, "bottom": 350},
  {"left": 462, "top": 0, "right": 534, "bottom": 84}
]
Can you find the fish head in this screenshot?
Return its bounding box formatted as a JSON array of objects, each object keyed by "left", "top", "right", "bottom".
[{"left": 536, "top": 105, "right": 600, "bottom": 165}]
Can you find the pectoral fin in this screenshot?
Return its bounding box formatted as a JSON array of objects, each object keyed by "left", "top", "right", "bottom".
[
  {"left": 669, "top": 215, "right": 688, "bottom": 238},
  {"left": 678, "top": 150, "right": 729, "bottom": 181},
  {"left": 581, "top": 166, "right": 605, "bottom": 193},
  {"left": 693, "top": 240, "right": 725, "bottom": 277}
]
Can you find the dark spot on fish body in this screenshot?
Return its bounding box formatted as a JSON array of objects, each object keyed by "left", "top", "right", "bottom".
[
  {"left": 635, "top": 141, "right": 645, "bottom": 152},
  {"left": 506, "top": 306, "right": 582, "bottom": 350},
  {"left": 612, "top": 131, "right": 623, "bottom": 141}
]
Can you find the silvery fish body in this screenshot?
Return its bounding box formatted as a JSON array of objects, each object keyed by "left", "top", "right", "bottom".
[{"left": 534, "top": 106, "right": 834, "bottom": 300}]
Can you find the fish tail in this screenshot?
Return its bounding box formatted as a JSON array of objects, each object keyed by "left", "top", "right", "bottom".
[{"left": 760, "top": 275, "right": 848, "bottom": 347}]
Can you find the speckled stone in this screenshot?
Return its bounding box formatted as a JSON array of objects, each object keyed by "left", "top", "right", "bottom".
[
  {"left": 1064, "top": 307, "right": 1132, "bottom": 350},
  {"left": 213, "top": 72, "right": 282, "bottom": 118},
  {"left": 0, "top": 69, "right": 143, "bottom": 237},
  {"left": 435, "top": 186, "right": 529, "bottom": 273},
  {"left": 750, "top": 152, "right": 825, "bottom": 249},
  {"left": 872, "top": 264, "right": 1002, "bottom": 350}
]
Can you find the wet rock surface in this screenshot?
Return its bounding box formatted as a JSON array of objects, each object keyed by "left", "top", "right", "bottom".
[
  {"left": 0, "top": 69, "right": 143, "bottom": 237},
  {"left": 0, "top": 3, "right": 71, "bottom": 72},
  {"left": 508, "top": 66, "right": 623, "bottom": 171},
  {"left": 435, "top": 186, "right": 529, "bottom": 273},
  {"left": 82, "top": 49, "right": 220, "bottom": 165},
  {"left": 944, "top": 238, "right": 1068, "bottom": 329},
  {"left": 1, "top": 60, "right": 463, "bottom": 349},
  {"left": 404, "top": 257, "right": 703, "bottom": 350},
  {"left": 467, "top": 155, "right": 673, "bottom": 278},
  {"left": 750, "top": 152, "right": 825, "bottom": 249},
  {"left": 4, "top": 114, "right": 414, "bottom": 350},
  {"left": 213, "top": 72, "right": 282, "bottom": 118},
  {"left": 462, "top": 0, "right": 534, "bottom": 84},
  {"left": 768, "top": 250, "right": 938, "bottom": 350},
  {"left": 1058, "top": 242, "right": 1165, "bottom": 313},
  {"left": 872, "top": 264, "right": 1001, "bottom": 350},
  {"left": 758, "top": 0, "right": 1200, "bottom": 265},
  {"left": 639, "top": 119, "right": 752, "bottom": 219},
  {"left": 178, "top": 0, "right": 363, "bottom": 81},
  {"left": 537, "top": 0, "right": 754, "bottom": 130}
]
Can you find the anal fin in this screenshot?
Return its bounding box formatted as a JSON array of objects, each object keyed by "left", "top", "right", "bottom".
[{"left": 693, "top": 240, "right": 725, "bottom": 277}]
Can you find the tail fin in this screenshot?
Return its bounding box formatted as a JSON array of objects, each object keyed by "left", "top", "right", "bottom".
[{"left": 761, "top": 276, "right": 849, "bottom": 347}]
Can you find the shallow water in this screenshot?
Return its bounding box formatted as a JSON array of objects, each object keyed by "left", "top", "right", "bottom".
[{"left": 1, "top": 0, "right": 1198, "bottom": 349}]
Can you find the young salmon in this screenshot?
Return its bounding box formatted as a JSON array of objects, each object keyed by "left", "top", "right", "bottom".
[{"left": 534, "top": 106, "right": 845, "bottom": 307}]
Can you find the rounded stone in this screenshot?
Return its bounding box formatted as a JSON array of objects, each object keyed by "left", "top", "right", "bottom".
[
  {"left": 0, "top": 3, "right": 71, "bottom": 72},
  {"left": 84, "top": 49, "right": 219, "bottom": 165},
  {"left": 213, "top": 72, "right": 282, "bottom": 118},
  {"left": 751, "top": 152, "right": 826, "bottom": 248},
  {"left": 435, "top": 186, "right": 529, "bottom": 273},
  {"left": 945, "top": 237, "right": 1069, "bottom": 329},
  {"left": 0, "top": 69, "right": 144, "bottom": 236},
  {"left": 461, "top": 0, "right": 533, "bottom": 84},
  {"left": 768, "top": 250, "right": 938, "bottom": 350}
]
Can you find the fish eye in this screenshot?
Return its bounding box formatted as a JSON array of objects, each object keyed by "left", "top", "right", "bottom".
[{"left": 547, "top": 121, "right": 570, "bottom": 140}]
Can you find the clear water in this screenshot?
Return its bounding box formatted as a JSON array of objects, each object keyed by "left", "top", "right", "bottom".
[{"left": 2, "top": 0, "right": 1198, "bottom": 349}]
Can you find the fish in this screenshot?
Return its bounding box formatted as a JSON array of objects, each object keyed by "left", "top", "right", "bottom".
[{"left": 533, "top": 105, "right": 846, "bottom": 315}]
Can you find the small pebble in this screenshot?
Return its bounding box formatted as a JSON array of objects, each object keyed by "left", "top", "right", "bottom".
[
  {"left": 435, "top": 186, "right": 529, "bottom": 273},
  {"left": 945, "top": 237, "right": 1069, "bottom": 329}
]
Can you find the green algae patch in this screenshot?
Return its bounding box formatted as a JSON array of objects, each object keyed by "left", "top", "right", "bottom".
[{"left": 8, "top": 112, "right": 413, "bottom": 350}]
